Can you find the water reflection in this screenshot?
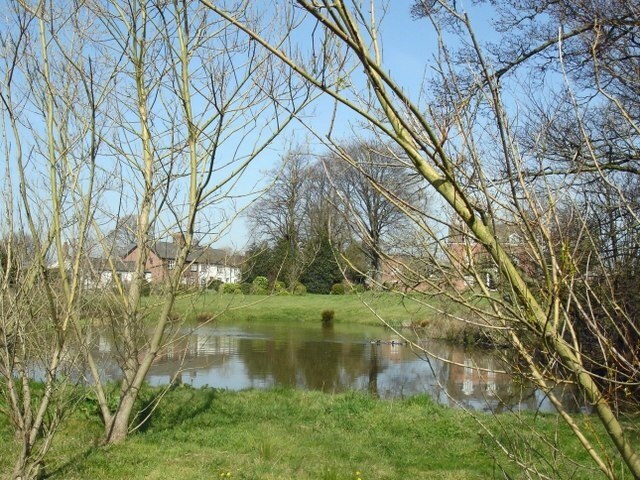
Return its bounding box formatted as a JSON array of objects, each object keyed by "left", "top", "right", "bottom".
[{"left": 94, "top": 322, "right": 580, "bottom": 412}]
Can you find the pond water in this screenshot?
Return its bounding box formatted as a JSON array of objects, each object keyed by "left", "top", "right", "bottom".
[{"left": 94, "top": 321, "right": 582, "bottom": 413}]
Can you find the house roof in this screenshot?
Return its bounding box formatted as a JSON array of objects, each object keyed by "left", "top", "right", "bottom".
[
  {"left": 193, "top": 247, "right": 242, "bottom": 266},
  {"left": 124, "top": 241, "right": 241, "bottom": 266},
  {"left": 88, "top": 257, "right": 137, "bottom": 273}
]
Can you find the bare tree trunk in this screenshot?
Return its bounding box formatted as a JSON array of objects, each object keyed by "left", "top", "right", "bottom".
[
  {"left": 201, "top": 1, "right": 640, "bottom": 477},
  {"left": 76, "top": 0, "right": 308, "bottom": 445}
]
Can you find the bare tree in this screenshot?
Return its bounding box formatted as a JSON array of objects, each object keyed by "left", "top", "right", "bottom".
[
  {"left": 245, "top": 153, "right": 350, "bottom": 292},
  {"left": 326, "top": 141, "right": 418, "bottom": 285},
  {"left": 202, "top": 1, "right": 640, "bottom": 477},
  {"left": 246, "top": 151, "right": 311, "bottom": 288},
  {"left": 0, "top": 2, "right": 104, "bottom": 477},
  {"left": 78, "top": 0, "right": 308, "bottom": 445}
]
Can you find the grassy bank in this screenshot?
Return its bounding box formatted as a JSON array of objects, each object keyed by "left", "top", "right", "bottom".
[
  {"left": 162, "top": 292, "right": 484, "bottom": 344},
  {"left": 164, "top": 291, "right": 483, "bottom": 340},
  {"left": 168, "top": 291, "right": 425, "bottom": 325},
  {"left": 1, "top": 388, "right": 606, "bottom": 479}
]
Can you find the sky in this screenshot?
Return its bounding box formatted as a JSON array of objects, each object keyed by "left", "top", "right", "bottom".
[
  {"left": 0, "top": 0, "right": 500, "bottom": 254},
  {"left": 215, "top": 0, "right": 499, "bottom": 251}
]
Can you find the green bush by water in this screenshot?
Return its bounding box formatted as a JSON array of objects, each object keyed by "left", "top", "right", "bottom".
[
  {"left": 251, "top": 276, "right": 268, "bottom": 294},
  {"left": 321, "top": 309, "right": 335, "bottom": 325}
]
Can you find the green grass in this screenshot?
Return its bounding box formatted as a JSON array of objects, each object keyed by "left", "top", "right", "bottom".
[
  {"left": 151, "top": 290, "right": 489, "bottom": 343},
  {"left": 1, "top": 388, "right": 616, "bottom": 479},
  {"left": 163, "top": 291, "right": 473, "bottom": 328}
]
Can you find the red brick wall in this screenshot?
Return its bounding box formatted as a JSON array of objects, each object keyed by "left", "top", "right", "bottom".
[{"left": 123, "top": 248, "right": 167, "bottom": 282}]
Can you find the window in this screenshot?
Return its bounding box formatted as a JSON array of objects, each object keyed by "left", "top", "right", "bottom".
[
  {"left": 167, "top": 260, "right": 175, "bottom": 270},
  {"left": 190, "top": 263, "right": 198, "bottom": 272}
]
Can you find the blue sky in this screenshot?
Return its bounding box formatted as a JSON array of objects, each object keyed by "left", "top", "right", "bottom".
[
  {"left": 0, "top": 0, "right": 502, "bottom": 253},
  {"left": 216, "top": 0, "right": 499, "bottom": 250}
]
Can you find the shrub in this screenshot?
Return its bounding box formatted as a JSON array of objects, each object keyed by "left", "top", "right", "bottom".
[
  {"left": 293, "top": 283, "right": 307, "bottom": 295},
  {"left": 221, "top": 282, "right": 242, "bottom": 294},
  {"left": 207, "top": 278, "right": 223, "bottom": 291},
  {"left": 321, "top": 309, "right": 335, "bottom": 325},
  {"left": 252, "top": 276, "right": 268, "bottom": 295},
  {"left": 272, "top": 280, "right": 286, "bottom": 294},
  {"left": 348, "top": 283, "right": 366, "bottom": 294},
  {"left": 330, "top": 283, "right": 345, "bottom": 295},
  {"left": 240, "top": 282, "right": 252, "bottom": 295},
  {"left": 195, "top": 311, "right": 215, "bottom": 323},
  {"left": 140, "top": 279, "right": 152, "bottom": 297}
]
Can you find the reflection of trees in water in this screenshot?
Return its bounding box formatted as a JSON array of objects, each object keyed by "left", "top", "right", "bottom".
[
  {"left": 295, "top": 341, "right": 368, "bottom": 391},
  {"left": 237, "top": 337, "right": 298, "bottom": 386},
  {"left": 94, "top": 328, "right": 581, "bottom": 412},
  {"left": 368, "top": 345, "right": 381, "bottom": 396},
  {"left": 365, "top": 343, "right": 424, "bottom": 398},
  {"left": 296, "top": 341, "right": 342, "bottom": 390},
  {"left": 237, "top": 334, "right": 370, "bottom": 393}
]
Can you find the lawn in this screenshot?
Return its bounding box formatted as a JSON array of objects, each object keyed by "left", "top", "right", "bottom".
[
  {"left": 0, "top": 388, "right": 608, "bottom": 479},
  {"left": 147, "top": 290, "right": 487, "bottom": 343},
  {"left": 162, "top": 291, "right": 473, "bottom": 327}
]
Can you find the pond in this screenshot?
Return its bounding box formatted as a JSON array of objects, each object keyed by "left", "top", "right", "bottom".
[{"left": 94, "top": 321, "right": 582, "bottom": 413}]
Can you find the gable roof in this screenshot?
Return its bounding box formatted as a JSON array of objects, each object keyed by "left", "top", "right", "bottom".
[
  {"left": 124, "top": 241, "right": 241, "bottom": 266},
  {"left": 87, "top": 257, "right": 137, "bottom": 273}
]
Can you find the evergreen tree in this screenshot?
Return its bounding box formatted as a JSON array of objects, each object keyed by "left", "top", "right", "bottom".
[{"left": 300, "top": 237, "right": 342, "bottom": 294}]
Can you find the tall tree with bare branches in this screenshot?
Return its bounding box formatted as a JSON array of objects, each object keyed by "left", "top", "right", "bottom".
[
  {"left": 1, "top": 2, "right": 309, "bottom": 476},
  {"left": 202, "top": 1, "right": 640, "bottom": 477}
]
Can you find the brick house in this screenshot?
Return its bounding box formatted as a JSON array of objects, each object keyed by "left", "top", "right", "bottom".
[
  {"left": 122, "top": 240, "right": 241, "bottom": 286},
  {"left": 378, "top": 255, "right": 434, "bottom": 292},
  {"left": 447, "top": 222, "right": 534, "bottom": 290}
]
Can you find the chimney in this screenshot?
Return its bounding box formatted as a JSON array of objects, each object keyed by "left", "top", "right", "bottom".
[{"left": 171, "top": 232, "right": 186, "bottom": 247}]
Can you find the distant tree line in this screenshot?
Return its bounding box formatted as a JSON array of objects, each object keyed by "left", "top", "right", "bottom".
[{"left": 242, "top": 142, "right": 421, "bottom": 293}]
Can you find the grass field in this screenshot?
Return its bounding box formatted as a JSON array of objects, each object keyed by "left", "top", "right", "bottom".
[
  {"left": 158, "top": 291, "right": 483, "bottom": 342},
  {"left": 158, "top": 292, "right": 484, "bottom": 344},
  {"left": 167, "top": 291, "right": 426, "bottom": 324},
  {"left": 0, "top": 387, "right": 607, "bottom": 479}
]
